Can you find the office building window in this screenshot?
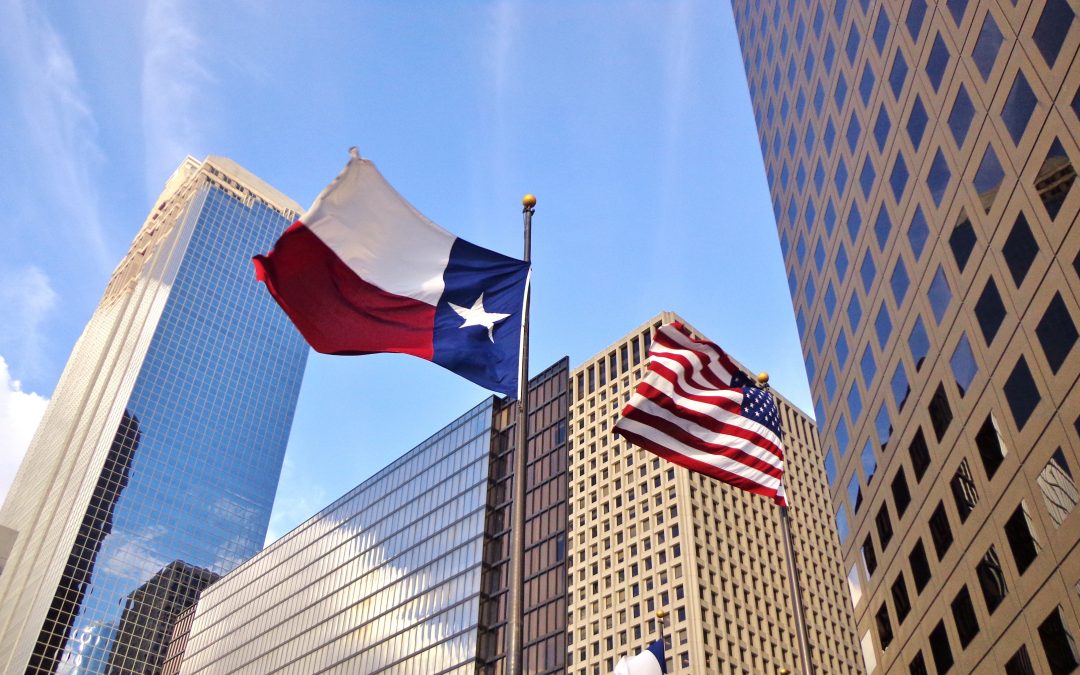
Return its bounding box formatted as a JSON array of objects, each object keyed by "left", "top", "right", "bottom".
[
  {"left": 909, "top": 428, "right": 931, "bottom": 481},
  {"left": 928, "top": 384, "right": 953, "bottom": 441},
  {"left": 929, "top": 501, "right": 954, "bottom": 560},
  {"left": 909, "top": 539, "right": 932, "bottom": 592},
  {"left": 972, "top": 13, "right": 1003, "bottom": 81},
  {"left": 876, "top": 503, "right": 894, "bottom": 549},
  {"left": 1038, "top": 448, "right": 1079, "bottom": 528},
  {"left": 1036, "top": 139, "right": 1075, "bottom": 220},
  {"left": 876, "top": 602, "right": 894, "bottom": 650},
  {"left": 1002, "top": 213, "right": 1039, "bottom": 286},
  {"left": 908, "top": 651, "right": 929, "bottom": 675},
  {"left": 929, "top": 620, "right": 954, "bottom": 673},
  {"left": 909, "top": 315, "right": 930, "bottom": 369},
  {"left": 1004, "top": 356, "right": 1040, "bottom": 431},
  {"left": 975, "top": 414, "right": 1007, "bottom": 479},
  {"left": 892, "top": 469, "right": 911, "bottom": 516},
  {"left": 948, "top": 86, "right": 975, "bottom": 148},
  {"left": 892, "top": 574, "right": 911, "bottom": 623},
  {"left": 951, "top": 586, "right": 980, "bottom": 647},
  {"left": 974, "top": 278, "right": 1006, "bottom": 345},
  {"left": 1038, "top": 606, "right": 1080, "bottom": 674},
  {"left": 1002, "top": 72, "right": 1036, "bottom": 144},
  {"left": 948, "top": 212, "right": 976, "bottom": 271},
  {"left": 976, "top": 546, "right": 1007, "bottom": 615},
  {"left": 862, "top": 533, "right": 878, "bottom": 578},
  {"left": 949, "top": 459, "right": 979, "bottom": 522},
  {"left": 929, "top": 265, "right": 952, "bottom": 323},
  {"left": 1035, "top": 293, "right": 1078, "bottom": 374},
  {"left": 950, "top": 333, "right": 977, "bottom": 396},
  {"left": 926, "top": 34, "right": 950, "bottom": 91},
  {"left": 1004, "top": 646, "right": 1036, "bottom": 675},
  {"left": 1004, "top": 501, "right": 1040, "bottom": 574},
  {"left": 908, "top": 97, "right": 929, "bottom": 152}
]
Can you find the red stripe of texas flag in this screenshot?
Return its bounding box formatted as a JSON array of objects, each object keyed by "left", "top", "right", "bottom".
[{"left": 253, "top": 222, "right": 435, "bottom": 358}]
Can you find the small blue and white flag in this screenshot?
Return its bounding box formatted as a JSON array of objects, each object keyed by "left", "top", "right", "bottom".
[{"left": 613, "top": 640, "right": 667, "bottom": 675}]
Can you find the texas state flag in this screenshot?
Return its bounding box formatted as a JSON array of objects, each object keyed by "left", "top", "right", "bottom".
[{"left": 253, "top": 152, "right": 530, "bottom": 397}]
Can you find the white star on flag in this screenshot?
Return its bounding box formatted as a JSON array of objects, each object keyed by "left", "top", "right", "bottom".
[{"left": 449, "top": 293, "right": 510, "bottom": 342}]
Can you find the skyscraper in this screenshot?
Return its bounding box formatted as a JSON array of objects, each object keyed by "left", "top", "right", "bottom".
[
  {"left": 164, "top": 359, "right": 569, "bottom": 674},
  {"left": 0, "top": 156, "right": 309, "bottom": 674},
  {"left": 732, "top": 1, "right": 1080, "bottom": 671},
  {"left": 566, "top": 312, "right": 861, "bottom": 674}
]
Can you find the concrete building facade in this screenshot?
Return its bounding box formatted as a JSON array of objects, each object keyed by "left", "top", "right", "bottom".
[
  {"left": 731, "top": 0, "right": 1080, "bottom": 671},
  {"left": 565, "top": 312, "right": 862, "bottom": 674}
]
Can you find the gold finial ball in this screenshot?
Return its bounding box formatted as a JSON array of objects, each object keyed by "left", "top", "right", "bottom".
[
  {"left": 756, "top": 372, "right": 770, "bottom": 385},
  {"left": 522, "top": 194, "right": 537, "bottom": 208},
  {"left": 656, "top": 610, "right": 669, "bottom": 619}
]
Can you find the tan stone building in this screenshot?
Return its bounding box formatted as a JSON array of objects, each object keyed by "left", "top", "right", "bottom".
[
  {"left": 566, "top": 312, "right": 862, "bottom": 674},
  {"left": 731, "top": 0, "right": 1080, "bottom": 671}
]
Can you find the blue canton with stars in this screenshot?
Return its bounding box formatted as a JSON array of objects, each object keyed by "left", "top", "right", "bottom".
[{"left": 730, "top": 371, "right": 784, "bottom": 439}]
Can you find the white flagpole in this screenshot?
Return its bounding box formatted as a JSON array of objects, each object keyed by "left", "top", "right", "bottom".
[{"left": 506, "top": 194, "right": 535, "bottom": 675}]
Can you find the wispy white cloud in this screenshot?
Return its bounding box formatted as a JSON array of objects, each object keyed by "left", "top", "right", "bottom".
[
  {"left": 0, "top": 1, "right": 109, "bottom": 269},
  {"left": 0, "top": 356, "right": 49, "bottom": 506},
  {"left": 141, "top": 0, "right": 212, "bottom": 194},
  {"left": 0, "top": 266, "right": 58, "bottom": 381}
]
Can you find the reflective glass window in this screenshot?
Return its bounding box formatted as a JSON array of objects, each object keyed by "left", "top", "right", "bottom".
[{"left": 973, "top": 13, "right": 1004, "bottom": 81}]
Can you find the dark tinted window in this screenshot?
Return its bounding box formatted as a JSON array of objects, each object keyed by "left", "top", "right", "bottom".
[
  {"left": 926, "top": 35, "right": 950, "bottom": 91},
  {"left": 1002, "top": 213, "right": 1039, "bottom": 286},
  {"left": 929, "top": 620, "right": 954, "bottom": 673},
  {"left": 910, "top": 539, "right": 932, "bottom": 591},
  {"left": 908, "top": 95, "right": 928, "bottom": 150},
  {"left": 876, "top": 602, "right": 894, "bottom": 649},
  {"left": 892, "top": 469, "right": 911, "bottom": 516},
  {"left": 975, "top": 278, "right": 1007, "bottom": 344},
  {"left": 909, "top": 428, "right": 931, "bottom": 481},
  {"left": 928, "top": 384, "right": 953, "bottom": 441},
  {"left": 975, "top": 415, "right": 1007, "bottom": 479},
  {"left": 1038, "top": 606, "right": 1080, "bottom": 674},
  {"left": 1032, "top": 0, "right": 1075, "bottom": 68},
  {"left": 892, "top": 575, "right": 911, "bottom": 623},
  {"left": 1004, "top": 356, "right": 1040, "bottom": 430},
  {"left": 929, "top": 501, "right": 954, "bottom": 559},
  {"left": 1004, "top": 646, "right": 1036, "bottom": 675},
  {"left": 1004, "top": 501, "right": 1040, "bottom": 574},
  {"left": 1035, "top": 293, "right": 1077, "bottom": 374},
  {"left": 951, "top": 586, "right": 980, "bottom": 647},
  {"left": 876, "top": 503, "right": 894, "bottom": 549},
  {"left": 948, "top": 86, "right": 975, "bottom": 147},
  {"left": 949, "top": 212, "right": 977, "bottom": 272},
  {"left": 976, "top": 546, "right": 1007, "bottom": 614},
  {"left": 972, "top": 13, "right": 1003, "bottom": 81}
]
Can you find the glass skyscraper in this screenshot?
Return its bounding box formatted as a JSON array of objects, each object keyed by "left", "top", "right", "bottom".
[
  {"left": 167, "top": 358, "right": 569, "bottom": 674},
  {"left": 0, "top": 156, "right": 309, "bottom": 674},
  {"left": 732, "top": 0, "right": 1080, "bottom": 672}
]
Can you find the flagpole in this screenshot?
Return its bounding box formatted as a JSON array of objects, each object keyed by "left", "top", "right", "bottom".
[
  {"left": 756, "top": 372, "right": 814, "bottom": 675},
  {"left": 506, "top": 194, "right": 535, "bottom": 675}
]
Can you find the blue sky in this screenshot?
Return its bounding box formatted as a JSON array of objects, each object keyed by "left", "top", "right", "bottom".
[{"left": 0, "top": 0, "right": 809, "bottom": 541}]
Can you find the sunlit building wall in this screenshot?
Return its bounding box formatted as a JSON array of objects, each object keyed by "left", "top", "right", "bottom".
[
  {"left": 565, "top": 313, "right": 862, "bottom": 674},
  {"left": 0, "top": 156, "right": 309, "bottom": 674},
  {"left": 173, "top": 358, "right": 571, "bottom": 675},
  {"left": 732, "top": 0, "right": 1080, "bottom": 671}
]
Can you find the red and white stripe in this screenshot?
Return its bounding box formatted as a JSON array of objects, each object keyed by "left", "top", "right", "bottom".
[{"left": 614, "top": 323, "right": 787, "bottom": 505}]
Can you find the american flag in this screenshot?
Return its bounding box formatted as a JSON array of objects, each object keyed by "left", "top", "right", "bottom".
[{"left": 613, "top": 322, "right": 787, "bottom": 506}]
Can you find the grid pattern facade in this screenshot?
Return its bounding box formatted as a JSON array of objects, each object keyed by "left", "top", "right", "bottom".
[
  {"left": 732, "top": 0, "right": 1080, "bottom": 671},
  {"left": 179, "top": 400, "right": 496, "bottom": 675},
  {"left": 171, "top": 363, "right": 569, "bottom": 675},
  {"left": 479, "top": 359, "right": 570, "bottom": 674},
  {"left": 566, "top": 313, "right": 861, "bottom": 674},
  {"left": 0, "top": 156, "right": 308, "bottom": 674}
]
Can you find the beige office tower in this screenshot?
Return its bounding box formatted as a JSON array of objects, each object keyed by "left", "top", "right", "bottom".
[
  {"left": 565, "top": 312, "right": 862, "bottom": 674},
  {"left": 732, "top": 0, "right": 1080, "bottom": 672}
]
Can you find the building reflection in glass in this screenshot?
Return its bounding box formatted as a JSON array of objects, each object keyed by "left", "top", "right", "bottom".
[{"left": 0, "top": 157, "right": 308, "bottom": 675}]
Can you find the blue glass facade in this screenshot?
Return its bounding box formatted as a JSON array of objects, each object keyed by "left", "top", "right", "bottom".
[
  {"left": 179, "top": 400, "right": 494, "bottom": 674},
  {"left": 0, "top": 157, "right": 308, "bottom": 674}
]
